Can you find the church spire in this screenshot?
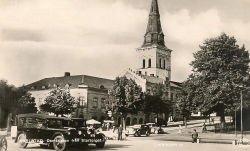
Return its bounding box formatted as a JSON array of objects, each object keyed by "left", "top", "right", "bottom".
[{"left": 142, "top": 0, "right": 165, "bottom": 47}]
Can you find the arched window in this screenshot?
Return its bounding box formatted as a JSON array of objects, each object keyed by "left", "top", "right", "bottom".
[
  {"left": 143, "top": 59, "right": 146, "bottom": 68},
  {"left": 133, "top": 118, "right": 137, "bottom": 125},
  {"left": 126, "top": 117, "right": 131, "bottom": 126},
  {"left": 139, "top": 118, "right": 143, "bottom": 124},
  {"left": 148, "top": 59, "right": 151, "bottom": 68},
  {"left": 163, "top": 59, "right": 166, "bottom": 69},
  {"left": 159, "top": 59, "right": 162, "bottom": 68}
]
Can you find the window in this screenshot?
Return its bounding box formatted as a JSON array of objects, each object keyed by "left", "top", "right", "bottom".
[
  {"left": 163, "top": 59, "right": 166, "bottom": 69},
  {"left": 93, "top": 98, "right": 98, "bottom": 108},
  {"left": 148, "top": 59, "right": 151, "bottom": 68},
  {"left": 101, "top": 98, "right": 106, "bottom": 108},
  {"left": 159, "top": 59, "right": 162, "bottom": 68},
  {"left": 143, "top": 59, "right": 145, "bottom": 68},
  {"left": 79, "top": 96, "right": 86, "bottom": 107}
]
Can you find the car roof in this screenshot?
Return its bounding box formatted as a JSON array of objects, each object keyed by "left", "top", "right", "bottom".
[{"left": 17, "top": 113, "right": 69, "bottom": 120}]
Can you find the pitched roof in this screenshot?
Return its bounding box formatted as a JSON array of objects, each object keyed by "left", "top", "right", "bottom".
[{"left": 26, "top": 74, "right": 113, "bottom": 90}]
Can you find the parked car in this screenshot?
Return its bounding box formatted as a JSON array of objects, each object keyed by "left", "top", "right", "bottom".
[
  {"left": 125, "top": 124, "right": 150, "bottom": 137},
  {"left": 64, "top": 118, "right": 106, "bottom": 148},
  {"left": 15, "top": 113, "right": 85, "bottom": 151},
  {"left": 146, "top": 123, "right": 160, "bottom": 134}
]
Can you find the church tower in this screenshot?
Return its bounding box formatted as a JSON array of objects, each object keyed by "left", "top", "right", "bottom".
[{"left": 136, "top": 0, "right": 172, "bottom": 81}]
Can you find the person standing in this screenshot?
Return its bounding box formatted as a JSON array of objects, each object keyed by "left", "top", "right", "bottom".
[
  {"left": 118, "top": 124, "right": 123, "bottom": 141},
  {"left": 192, "top": 129, "right": 198, "bottom": 143}
]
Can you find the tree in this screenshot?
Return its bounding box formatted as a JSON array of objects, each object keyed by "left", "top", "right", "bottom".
[
  {"left": 17, "top": 91, "right": 37, "bottom": 114},
  {"left": 142, "top": 83, "right": 170, "bottom": 126},
  {"left": 175, "top": 81, "right": 193, "bottom": 127},
  {"left": 187, "top": 33, "right": 250, "bottom": 128},
  {"left": 40, "top": 86, "right": 78, "bottom": 117},
  {"left": 105, "top": 76, "right": 143, "bottom": 128}
]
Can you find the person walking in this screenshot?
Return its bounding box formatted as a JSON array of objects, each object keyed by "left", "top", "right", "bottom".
[
  {"left": 202, "top": 123, "right": 207, "bottom": 133},
  {"left": 118, "top": 124, "right": 123, "bottom": 141},
  {"left": 192, "top": 129, "right": 198, "bottom": 143}
]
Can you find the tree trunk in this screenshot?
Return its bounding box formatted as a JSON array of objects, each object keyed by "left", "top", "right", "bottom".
[{"left": 220, "top": 112, "right": 225, "bottom": 128}]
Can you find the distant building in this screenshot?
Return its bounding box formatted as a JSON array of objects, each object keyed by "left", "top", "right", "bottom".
[{"left": 26, "top": 72, "right": 113, "bottom": 123}]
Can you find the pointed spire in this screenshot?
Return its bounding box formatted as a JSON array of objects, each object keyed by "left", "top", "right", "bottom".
[{"left": 142, "top": 0, "right": 165, "bottom": 47}]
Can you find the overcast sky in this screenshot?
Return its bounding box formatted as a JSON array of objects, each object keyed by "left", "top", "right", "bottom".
[{"left": 0, "top": 0, "right": 250, "bottom": 86}]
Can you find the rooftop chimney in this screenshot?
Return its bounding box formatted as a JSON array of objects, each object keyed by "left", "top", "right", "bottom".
[{"left": 64, "top": 72, "right": 70, "bottom": 77}]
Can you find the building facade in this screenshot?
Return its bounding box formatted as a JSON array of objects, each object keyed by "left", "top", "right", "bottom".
[{"left": 26, "top": 0, "right": 182, "bottom": 126}]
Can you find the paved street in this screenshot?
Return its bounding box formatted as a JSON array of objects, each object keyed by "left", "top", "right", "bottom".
[{"left": 6, "top": 133, "right": 250, "bottom": 151}]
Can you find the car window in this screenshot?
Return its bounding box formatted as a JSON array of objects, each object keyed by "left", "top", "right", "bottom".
[
  {"left": 18, "top": 117, "right": 27, "bottom": 127},
  {"left": 27, "top": 118, "right": 39, "bottom": 128},
  {"left": 47, "top": 119, "right": 63, "bottom": 128}
]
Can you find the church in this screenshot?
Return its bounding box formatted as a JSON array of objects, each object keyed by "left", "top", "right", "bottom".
[{"left": 26, "top": 0, "right": 182, "bottom": 126}]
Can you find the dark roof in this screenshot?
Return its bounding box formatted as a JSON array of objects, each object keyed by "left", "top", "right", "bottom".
[{"left": 26, "top": 74, "right": 113, "bottom": 91}]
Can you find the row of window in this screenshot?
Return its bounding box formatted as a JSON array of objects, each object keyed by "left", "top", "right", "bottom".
[
  {"left": 142, "top": 58, "right": 167, "bottom": 69},
  {"left": 92, "top": 98, "right": 106, "bottom": 108}
]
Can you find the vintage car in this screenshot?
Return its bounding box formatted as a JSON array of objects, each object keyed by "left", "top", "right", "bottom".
[
  {"left": 15, "top": 113, "right": 84, "bottom": 151},
  {"left": 146, "top": 123, "right": 159, "bottom": 134},
  {"left": 125, "top": 124, "right": 150, "bottom": 137},
  {"left": 63, "top": 118, "right": 106, "bottom": 148}
]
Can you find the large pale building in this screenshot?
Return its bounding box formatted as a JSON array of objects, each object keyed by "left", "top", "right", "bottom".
[{"left": 26, "top": 0, "right": 182, "bottom": 125}]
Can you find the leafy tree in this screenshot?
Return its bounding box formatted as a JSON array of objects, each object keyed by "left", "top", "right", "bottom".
[
  {"left": 142, "top": 83, "right": 170, "bottom": 126},
  {"left": 40, "top": 86, "right": 78, "bottom": 117},
  {"left": 187, "top": 33, "right": 250, "bottom": 128},
  {"left": 17, "top": 90, "right": 37, "bottom": 114},
  {"left": 105, "top": 76, "right": 143, "bottom": 128},
  {"left": 175, "top": 81, "right": 193, "bottom": 126}
]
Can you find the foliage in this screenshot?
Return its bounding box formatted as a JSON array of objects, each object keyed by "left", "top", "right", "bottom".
[
  {"left": 186, "top": 33, "right": 250, "bottom": 127},
  {"left": 104, "top": 76, "right": 143, "bottom": 125},
  {"left": 17, "top": 91, "right": 37, "bottom": 114},
  {"left": 40, "top": 86, "right": 78, "bottom": 117},
  {"left": 175, "top": 82, "right": 193, "bottom": 120},
  {"left": 143, "top": 83, "right": 170, "bottom": 115}
]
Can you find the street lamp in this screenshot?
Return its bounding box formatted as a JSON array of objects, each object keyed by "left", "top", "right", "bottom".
[{"left": 240, "top": 89, "right": 243, "bottom": 142}]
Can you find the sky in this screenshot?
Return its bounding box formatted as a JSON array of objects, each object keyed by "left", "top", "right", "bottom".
[{"left": 0, "top": 0, "right": 250, "bottom": 87}]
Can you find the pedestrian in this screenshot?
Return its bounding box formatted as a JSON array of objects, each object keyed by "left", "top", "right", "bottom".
[
  {"left": 118, "top": 124, "right": 123, "bottom": 141},
  {"left": 192, "top": 129, "right": 198, "bottom": 143},
  {"left": 202, "top": 123, "right": 207, "bottom": 133}
]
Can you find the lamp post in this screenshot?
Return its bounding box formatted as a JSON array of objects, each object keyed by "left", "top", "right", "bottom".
[
  {"left": 240, "top": 89, "right": 243, "bottom": 142},
  {"left": 235, "top": 109, "right": 237, "bottom": 138}
]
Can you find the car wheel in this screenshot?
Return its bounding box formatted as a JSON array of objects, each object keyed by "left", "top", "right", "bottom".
[
  {"left": 137, "top": 131, "right": 141, "bottom": 137},
  {"left": 53, "top": 135, "right": 66, "bottom": 151},
  {"left": 146, "top": 131, "right": 150, "bottom": 136},
  {"left": 0, "top": 137, "right": 7, "bottom": 151},
  {"left": 17, "top": 133, "right": 28, "bottom": 148},
  {"left": 96, "top": 142, "right": 105, "bottom": 148}
]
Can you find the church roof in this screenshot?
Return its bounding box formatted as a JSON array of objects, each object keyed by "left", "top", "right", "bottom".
[
  {"left": 26, "top": 73, "right": 113, "bottom": 90},
  {"left": 142, "top": 0, "right": 165, "bottom": 47}
]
